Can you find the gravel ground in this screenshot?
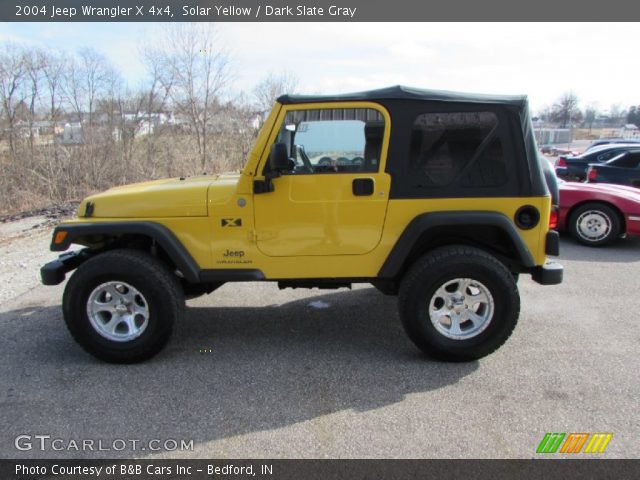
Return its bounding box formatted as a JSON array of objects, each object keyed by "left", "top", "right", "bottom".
[
  {"left": 0, "top": 203, "right": 78, "bottom": 306},
  {"left": 0, "top": 217, "right": 61, "bottom": 306}
]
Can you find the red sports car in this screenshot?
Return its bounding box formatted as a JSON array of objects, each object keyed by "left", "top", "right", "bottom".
[{"left": 558, "top": 179, "right": 640, "bottom": 246}]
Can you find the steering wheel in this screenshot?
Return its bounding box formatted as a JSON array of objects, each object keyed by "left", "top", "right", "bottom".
[{"left": 295, "top": 144, "right": 314, "bottom": 173}]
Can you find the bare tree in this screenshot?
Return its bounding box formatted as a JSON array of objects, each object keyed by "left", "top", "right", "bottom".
[
  {"left": 139, "top": 45, "right": 175, "bottom": 174},
  {"left": 23, "top": 49, "right": 45, "bottom": 153},
  {"left": 63, "top": 48, "right": 118, "bottom": 139},
  {"left": 628, "top": 105, "right": 640, "bottom": 126},
  {"left": 551, "top": 92, "right": 581, "bottom": 128},
  {"left": 40, "top": 50, "right": 66, "bottom": 132},
  {"left": 0, "top": 43, "right": 28, "bottom": 156},
  {"left": 253, "top": 72, "right": 298, "bottom": 117},
  {"left": 584, "top": 103, "right": 599, "bottom": 134},
  {"left": 609, "top": 104, "right": 626, "bottom": 125},
  {"left": 36, "top": 50, "right": 70, "bottom": 201},
  {"left": 159, "top": 23, "right": 230, "bottom": 171},
  {"left": 63, "top": 48, "right": 120, "bottom": 186}
]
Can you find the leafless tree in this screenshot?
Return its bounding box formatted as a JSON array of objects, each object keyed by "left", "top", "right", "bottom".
[
  {"left": 551, "top": 92, "right": 581, "bottom": 128},
  {"left": 63, "top": 48, "right": 118, "bottom": 138},
  {"left": 608, "top": 104, "right": 627, "bottom": 125},
  {"left": 40, "top": 50, "right": 66, "bottom": 131},
  {"left": 0, "top": 43, "right": 28, "bottom": 156},
  {"left": 23, "top": 49, "right": 46, "bottom": 153},
  {"left": 584, "top": 103, "right": 599, "bottom": 134},
  {"left": 158, "top": 23, "right": 230, "bottom": 171},
  {"left": 63, "top": 48, "right": 120, "bottom": 187},
  {"left": 139, "top": 45, "right": 175, "bottom": 174},
  {"left": 253, "top": 72, "right": 298, "bottom": 118}
]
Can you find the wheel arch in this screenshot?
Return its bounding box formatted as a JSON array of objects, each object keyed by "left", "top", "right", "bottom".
[
  {"left": 50, "top": 222, "right": 201, "bottom": 283},
  {"left": 378, "top": 212, "right": 536, "bottom": 281},
  {"left": 565, "top": 200, "right": 626, "bottom": 233}
]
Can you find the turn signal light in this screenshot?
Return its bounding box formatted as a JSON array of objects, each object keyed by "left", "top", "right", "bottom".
[
  {"left": 549, "top": 207, "right": 559, "bottom": 230},
  {"left": 53, "top": 230, "right": 68, "bottom": 244}
]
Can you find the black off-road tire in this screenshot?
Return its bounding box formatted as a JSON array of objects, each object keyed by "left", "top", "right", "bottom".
[
  {"left": 62, "top": 249, "right": 184, "bottom": 363},
  {"left": 568, "top": 202, "right": 621, "bottom": 247},
  {"left": 398, "top": 246, "right": 520, "bottom": 361}
]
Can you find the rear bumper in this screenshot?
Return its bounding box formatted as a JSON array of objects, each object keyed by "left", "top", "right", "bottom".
[
  {"left": 40, "top": 250, "right": 92, "bottom": 286},
  {"left": 545, "top": 230, "right": 560, "bottom": 256},
  {"left": 531, "top": 261, "right": 563, "bottom": 285}
]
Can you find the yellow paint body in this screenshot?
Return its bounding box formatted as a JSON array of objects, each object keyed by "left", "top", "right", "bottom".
[{"left": 65, "top": 100, "right": 551, "bottom": 279}]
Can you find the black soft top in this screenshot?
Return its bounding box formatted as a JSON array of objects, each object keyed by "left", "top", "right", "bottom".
[
  {"left": 278, "top": 85, "right": 548, "bottom": 199},
  {"left": 278, "top": 85, "right": 528, "bottom": 108}
]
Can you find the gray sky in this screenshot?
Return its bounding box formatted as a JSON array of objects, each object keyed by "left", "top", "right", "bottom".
[{"left": 2, "top": 22, "right": 637, "bottom": 113}]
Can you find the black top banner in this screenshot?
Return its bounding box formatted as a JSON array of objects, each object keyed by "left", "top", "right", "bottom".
[{"left": 2, "top": 0, "right": 640, "bottom": 21}]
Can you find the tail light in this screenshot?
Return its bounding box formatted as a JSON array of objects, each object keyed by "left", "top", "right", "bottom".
[
  {"left": 587, "top": 167, "right": 597, "bottom": 182},
  {"left": 556, "top": 157, "right": 567, "bottom": 167},
  {"left": 549, "top": 207, "right": 558, "bottom": 230}
]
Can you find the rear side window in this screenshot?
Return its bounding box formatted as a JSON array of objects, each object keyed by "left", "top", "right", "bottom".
[
  {"left": 596, "top": 150, "right": 619, "bottom": 162},
  {"left": 410, "top": 112, "right": 507, "bottom": 188},
  {"left": 609, "top": 152, "right": 640, "bottom": 168}
]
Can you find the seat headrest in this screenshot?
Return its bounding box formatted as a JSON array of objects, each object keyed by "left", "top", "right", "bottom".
[{"left": 365, "top": 121, "right": 385, "bottom": 140}]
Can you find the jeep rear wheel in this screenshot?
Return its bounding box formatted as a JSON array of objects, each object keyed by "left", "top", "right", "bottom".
[
  {"left": 63, "top": 249, "right": 184, "bottom": 363},
  {"left": 398, "top": 246, "right": 520, "bottom": 361}
]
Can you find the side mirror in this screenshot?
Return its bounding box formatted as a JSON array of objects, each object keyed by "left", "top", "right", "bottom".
[
  {"left": 269, "top": 143, "right": 290, "bottom": 172},
  {"left": 254, "top": 142, "right": 290, "bottom": 195}
]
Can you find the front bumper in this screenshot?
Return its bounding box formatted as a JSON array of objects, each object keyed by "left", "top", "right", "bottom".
[
  {"left": 40, "top": 250, "right": 92, "bottom": 285},
  {"left": 531, "top": 261, "right": 563, "bottom": 285}
]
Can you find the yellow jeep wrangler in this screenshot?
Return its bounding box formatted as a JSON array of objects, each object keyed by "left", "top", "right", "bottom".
[{"left": 41, "top": 86, "right": 562, "bottom": 363}]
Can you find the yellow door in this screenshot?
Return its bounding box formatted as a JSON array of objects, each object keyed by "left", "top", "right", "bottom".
[{"left": 253, "top": 104, "right": 391, "bottom": 257}]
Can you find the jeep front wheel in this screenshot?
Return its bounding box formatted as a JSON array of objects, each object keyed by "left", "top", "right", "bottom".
[
  {"left": 398, "top": 246, "right": 520, "bottom": 361},
  {"left": 63, "top": 249, "right": 184, "bottom": 363}
]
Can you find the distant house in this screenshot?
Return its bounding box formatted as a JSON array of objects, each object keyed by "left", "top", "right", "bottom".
[
  {"left": 59, "top": 123, "right": 84, "bottom": 145},
  {"left": 135, "top": 119, "right": 154, "bottom": 137},
  {"left": 620, "top": 124, "right": 639, "bottom": 139},
  {"left": 13, "top": 121, "right": 40, "bottom": 139}
]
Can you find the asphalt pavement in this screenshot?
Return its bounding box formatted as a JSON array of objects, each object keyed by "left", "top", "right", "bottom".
[{"left": 1, "top": 237, "right": 638, "bottom": 459}]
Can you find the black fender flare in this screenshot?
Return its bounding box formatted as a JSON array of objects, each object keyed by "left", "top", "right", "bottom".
[
  {"left": 50, "top": 221, "right": 201, "bottom": 283},
  {"left": 377, "top": 211, "right": 536, "bottom": 279}
]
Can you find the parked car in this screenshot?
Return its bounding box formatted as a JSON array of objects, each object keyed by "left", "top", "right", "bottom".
[
  {"left": 555, "top": 144, "right": 640, "bottom": 181},
  {"left": 558, "top": 178, "right": 640, "bottom": 246},
  {"left": 585, "top": 138, "right": 640, "bottom": 151},
  {"left": 586, "top": 149, "right": 640, "bottom": 188},
  {"left": 539, "top": 144, "right": 555, "bottom": 155},
  {"left": 539, "top": 144, "right": 578, "bottom": 156}
]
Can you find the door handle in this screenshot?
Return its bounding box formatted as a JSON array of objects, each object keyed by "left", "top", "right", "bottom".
[{"left": 352, "top": 178, "right": 374, "bottom": 196}]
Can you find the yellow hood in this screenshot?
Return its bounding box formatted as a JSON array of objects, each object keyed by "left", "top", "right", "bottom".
[{"left": 80, "top": 175, "right": 238, "bottom": 218}]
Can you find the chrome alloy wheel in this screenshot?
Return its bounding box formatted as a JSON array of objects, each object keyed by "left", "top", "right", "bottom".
[
  {"left": 576, "top": 210, "right": 611, "bottom": 243},
  {"left": 86, "top": 281, "right": 150, "bottom": 342},
  {"left": 428, "top": 278, "right": 494, "bottom": 340}
]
